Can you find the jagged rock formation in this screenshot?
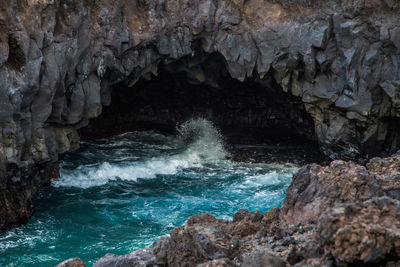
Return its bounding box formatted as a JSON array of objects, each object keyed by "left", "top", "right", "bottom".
[
  {"left": 280, "top": 152, "right": 400, "bottom": 225},
  {"left": 1, "top": 0, "right": 400, "bottom": 229},
  {"left": 67, "top": 152, "right": 400, "bottom": 267}
]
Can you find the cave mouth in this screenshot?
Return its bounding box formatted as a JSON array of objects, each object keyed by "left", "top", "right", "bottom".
[
  {"left": 80, "top": 52, "right": 322, "bottom": 163},
  {"left": 1, "top": 53, "right": 324, "bottom": 267}
]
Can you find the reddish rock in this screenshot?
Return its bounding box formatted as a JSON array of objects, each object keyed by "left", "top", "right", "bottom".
[
  {"left": 187, "top": 213, "right": 218, "bottom": 226},
  {"left": 318, "top": 197, "right": 400, "bottom": 265},
  {"left": 366, "top": 153, "right": 400, "bottom": 200},
  {"left": 55, "top": 258, "right": 86, "bottom": 267},
  {"left": 233, "top": 209, "right": 263, "bottom": 223},
  {"left": 281, "top": 160, "right": 382, "bottom": 225}
]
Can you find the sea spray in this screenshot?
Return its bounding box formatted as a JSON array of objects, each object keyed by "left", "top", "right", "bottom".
[
  {"left": 177, "top": 117, "right": 227, "bottom": 162},
  {"left": 53, "top": 118, "right": 228, "bottom": 188}
]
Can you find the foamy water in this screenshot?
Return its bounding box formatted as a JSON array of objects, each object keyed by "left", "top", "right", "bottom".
[
  {"left": 0, "top": 119, "right": 297, "bottom": 266},
  {"left": 53, "top": 118, "right": 228, "bottom": 188}
]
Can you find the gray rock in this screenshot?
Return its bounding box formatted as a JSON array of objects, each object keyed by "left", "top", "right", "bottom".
[
  {"left": 242, "top": 250, "right": 286, "bottom": 267},
  {"left": 3, "top": 0, "right": 400, "bottom": 231},
  {"left": 93, "top": 249, "right": 155, "bottom": 267},
  {"left": 153, "top": 236, "right": 170, "bottom": 265},
  {"left": 196, "top": 258, "right": 232, "bottom": 267}
]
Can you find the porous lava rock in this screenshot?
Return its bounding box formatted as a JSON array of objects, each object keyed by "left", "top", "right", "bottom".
[
  {"left": 93, "top": 249, "right": 155, "bottom": 267},
  {"left": 281, "top": 152, "right": 400, "bottom": 225},
  {"left": 3, "top": 0, "right": 400, "bottom": 230},
  {"left": 318, "top": 197, "right": 400, "bottom": 266},
  {"left": 55, "top": 258, "right": 87, "bottom": 267}
]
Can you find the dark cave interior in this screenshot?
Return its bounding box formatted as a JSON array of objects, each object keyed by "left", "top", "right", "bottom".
[{"left": 80, "top": 52, "right": 323, "bottom": 163}]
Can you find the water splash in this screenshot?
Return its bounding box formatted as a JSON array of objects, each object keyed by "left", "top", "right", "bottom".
[
  {"left": 177, "top": 117, "right": 227, "bottom": 162},
  {"left": 53, "top": 118, "right": 227, "bottom": 188}
]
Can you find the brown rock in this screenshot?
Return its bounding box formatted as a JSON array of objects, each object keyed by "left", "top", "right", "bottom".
[
  {"left": 231, "top": 219, "right": 260, "bottom": 238},
  {"left": 55, "top": 258, "right": 86, "bottom": 267},
  {"left": 188, "top": 213, "right": 218, "bottom": 226},
  {"left": 366, "top": 153, "right": 400, "bottom": 200},
  {"left": 262, "top": 208, "right": 280, "bottom": 225},
  {"left": 233, "top": 209, "right": 263, "bottom": 223},
  {"left": 167, "top": 223, "right": 231, "bottom": 267},
  {"left": 196, "top": 258, "right": 232, "bottom": 267},
  {"left": 281, "top": 160, "right": 382, "bottom": 225},
  {"left": 242, "top": 250, "right": 286, "bottom": 267},
  {"left": 318, "top": 197, "right": 400, "bottom": 265}
]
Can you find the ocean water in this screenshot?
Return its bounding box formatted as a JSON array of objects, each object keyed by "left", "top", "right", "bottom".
[{"left": 0, "top": 118, "right": 298, "bottom": 266}]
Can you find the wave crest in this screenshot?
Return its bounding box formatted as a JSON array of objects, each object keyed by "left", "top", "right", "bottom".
[{"left": 53, "top": 118, "right": 227, "bottom": 188}]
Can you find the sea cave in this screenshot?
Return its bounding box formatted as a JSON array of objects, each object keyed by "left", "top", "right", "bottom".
[{"left": 0, "top": 0, "right": 400, "bottom": 266}]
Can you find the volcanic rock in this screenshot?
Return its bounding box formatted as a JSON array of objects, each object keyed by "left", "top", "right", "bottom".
[
  {"left": 318, "top": 197, "right": 400, "bottom": 266},
  {"left": 93, "top": 249, "right": 155, "bottom": 267},
  {"left": 4, "top": 0, "right": 400, "bottom": 230},
  {"left": 55, "top": 258, "right": 86, "bottom": 267},
  {"left": 242, "top": 250, "right": 286, "bottom": 267},
  {"left": 281, "top": 152, "right": 400, "bottom": 225}
]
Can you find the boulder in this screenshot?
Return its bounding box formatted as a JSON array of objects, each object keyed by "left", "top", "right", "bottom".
[
  {"left": 318, "top": 197, "right": 400, "bottom": 265},
  {"left": 281, "top": 152, "right": 400, "bottom": 226},
  {"left": 93, "top": 249, "right": 155, "bottom": 267},
  {"left": 55, "top": 258, "right": 86, "bottom": 267}
]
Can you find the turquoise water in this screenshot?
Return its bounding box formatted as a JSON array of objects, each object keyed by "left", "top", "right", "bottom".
[{"left": 0, "top": 119, "right": 297, "bottom": 266}]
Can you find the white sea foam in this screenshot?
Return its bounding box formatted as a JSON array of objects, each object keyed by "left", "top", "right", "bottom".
[
  {"left": 242, "top": 172, "right": 293, "bottom": 187},
  {"left": 52, "top": 118, "right": 227, "bottom": 188}
]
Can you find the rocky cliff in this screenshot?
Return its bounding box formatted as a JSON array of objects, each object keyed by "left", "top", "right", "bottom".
[{"left": 1, "top": 0, "right": 400, "bottom": 229}]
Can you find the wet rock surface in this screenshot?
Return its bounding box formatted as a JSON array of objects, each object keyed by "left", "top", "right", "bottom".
[
  {"left": 59, "top": 152, "right": 400, "bottom": 266},
  {"left": 2, "top": 0, "right": 400, "bottom": 230}
]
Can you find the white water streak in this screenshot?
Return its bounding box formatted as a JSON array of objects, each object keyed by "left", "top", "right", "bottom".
[{"left": 52, "top": 118, "right": 227, "bottom": 188}]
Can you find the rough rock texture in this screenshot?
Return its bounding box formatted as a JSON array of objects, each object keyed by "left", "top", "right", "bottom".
[
  {"left": 318, "top": 197, "right": 400, "bottom": 266},
  {"left": 242, "top": 250, "right": 286, "bottom": 267},
  {"left": 93, "top": 249, "right": 155, "bottom": 267},
  {"left": 281, "top": 151, "right": 400, "bottom": 225},
  {"left": 61, "top": 152, "right": 400, "bottom": 267},
  {"left": 55, "top": 257, "right": 87, "bottom": 267},
  {"left": 2, "top": 0, "right": 400, "bottom": 230},
  {"left": 0, "top": 163, "right": 59, "bottom": 230}
]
